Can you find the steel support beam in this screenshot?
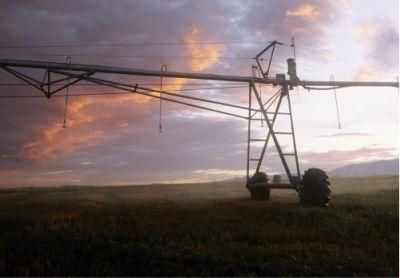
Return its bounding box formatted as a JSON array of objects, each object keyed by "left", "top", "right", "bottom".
[
  {"left": 298, "top": 80, "right": 398, "bottom": 88},
  {"left": 1, "top": 59, "right": 398, "bottom": 88}
]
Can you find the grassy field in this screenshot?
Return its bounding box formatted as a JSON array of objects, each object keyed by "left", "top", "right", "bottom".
[{"left": 0, "top": 176, "right": 398, "bottom": 276}]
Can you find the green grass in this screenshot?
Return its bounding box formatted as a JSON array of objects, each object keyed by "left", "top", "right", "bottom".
[{"left": 0, "top": 176, "right": 398, "bottom": 276}]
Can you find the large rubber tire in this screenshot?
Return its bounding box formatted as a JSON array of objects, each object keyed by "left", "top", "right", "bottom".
[
  {"left": 249, "top": 172, "right": 269, "bottom": 184},
  {"left": 299, "top": 168, "right": 331, "bottom": 207},
  {"left": 247, "top": 172, "right": 270, "bottom": 201}
]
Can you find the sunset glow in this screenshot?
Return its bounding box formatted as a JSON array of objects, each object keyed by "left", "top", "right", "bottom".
[
  {"left": 0, "top": 0, "right": 398, "bottom": 187},
  {"left": 184, "top": 25, "right": 226, "bottom": 71},
  {"left": 286, "top": 3, "right": 320, "bottom": 22}
]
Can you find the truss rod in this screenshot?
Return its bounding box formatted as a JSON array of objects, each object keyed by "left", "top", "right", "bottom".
[
  {"left": 52, "top": 69, "right": 265, "bottom": 113},
  {"left": 48, "top": 72, "right": 95, "bottom": 96},
  {"left": 72, "top": 74, "right": 249, "bottom": 120},
  {"left": 250, "top": 88, "right": 282, "bottom": 118},
  {"left": 2, "top": 66, "right": 45, "bottom": 94},
  {"left": 256, "top": 92, "right": 284, "bottom": 172},
  {"left": 251, "top": 83, "right": 293, "bottom": 182},
  {"left": 138, "top": 85, "right": 257, "bottom": 112}
]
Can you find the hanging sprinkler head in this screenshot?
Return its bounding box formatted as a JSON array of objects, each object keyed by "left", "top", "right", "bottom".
[
  {"left": 62, "top": 56, "right": 72, "bottom": 128},
  {"left": 159, "top": 64, "right": 168, "bottom": 134}
]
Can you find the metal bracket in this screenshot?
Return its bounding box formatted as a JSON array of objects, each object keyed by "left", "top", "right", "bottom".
[
  {"left": 1, "top": 66, "right": 95, "bottom": 98},
  {"left": 255, "top": 40, "right": 284, "bottom": 79}
]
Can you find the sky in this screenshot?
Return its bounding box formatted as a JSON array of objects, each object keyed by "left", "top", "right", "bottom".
[{"left": 0, "top": 0, "right": 398, "bottom": 187}]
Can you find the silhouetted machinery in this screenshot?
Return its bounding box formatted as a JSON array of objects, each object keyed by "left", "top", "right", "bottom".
[{"left": 0, "top": 41, "right": 397, "bottom": 206}]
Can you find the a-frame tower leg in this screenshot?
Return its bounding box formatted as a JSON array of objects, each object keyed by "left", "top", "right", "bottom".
[{"left": 246, "top": 84, "right": 301, "bottom": 199}]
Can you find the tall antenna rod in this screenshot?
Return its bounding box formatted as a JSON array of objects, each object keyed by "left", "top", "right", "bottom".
[{"left": 291, "top": 37, "right": 296, "bottom": 60}]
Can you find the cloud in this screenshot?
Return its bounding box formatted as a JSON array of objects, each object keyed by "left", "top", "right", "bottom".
[
  {"left": 237, "top": 0, "right": 340, "bottom": 44},
  {"left": 20, "top": 127, "right": 108, "bottom": 164},
  {"left": 0, "top": 0, "right": 244, "bottom": 169},
  {"left": 353, "top": 18, "right": 399, "bottom": 70},
  {"left": 333, "top": 0, "right": 353, "bottom": 13},
  {"left": 0, "top": 168, "right": 82, "bottom": 188},
  {"left": 286, "top": 3, "right": 320, "bottom": 22},
  {"left": 184, "top": 25, "right": 226, "bottom": 71},
  {"left": 0, "top": 0, "right": 397, "bottom": 186},
  {"left": 193, "top": 168, "right": 246, "bottom": 176},
  {"left": 316, "top": 132, "right": 372, "bottom": 138},
  {"left": 299, "top": 146, "right": 398, "bottom": 170},
  {"left": 15, "top": 94, "right": 147, "bottom": 164},
  {"left": 353, "top": 65, "right": 383, "bottom": 81},
  {"left": 1, "top": 107, "right": 250, "bottom": 186}
]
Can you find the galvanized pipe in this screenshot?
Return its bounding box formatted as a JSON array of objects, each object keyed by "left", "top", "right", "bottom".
[{"left": 1, "top": 59, "right": 398, "bottom": 88}]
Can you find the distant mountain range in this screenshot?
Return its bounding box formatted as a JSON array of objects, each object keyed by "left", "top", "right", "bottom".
[
  {"left": 329, "top": 159, "right": 399, "bottom": 177},
  {"left": 219, "top": 159, "right": 399, "bottom": 182}
]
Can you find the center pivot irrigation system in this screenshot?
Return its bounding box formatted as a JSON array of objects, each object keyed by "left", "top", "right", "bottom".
[{"left": 0, "top": 40, "right": 398, "bottom": 206}]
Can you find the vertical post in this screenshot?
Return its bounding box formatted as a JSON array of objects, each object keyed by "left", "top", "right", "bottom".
[
  {"left": 286, "top": 87, "right": 301, "bottom": 180},
  {"left": 246, "top": 82, "right": 252, "bottom": 183}
]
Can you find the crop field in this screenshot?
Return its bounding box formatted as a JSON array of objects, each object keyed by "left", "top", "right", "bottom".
[{"left": 0, "top": 176, "right": 398, "bottom": 276}]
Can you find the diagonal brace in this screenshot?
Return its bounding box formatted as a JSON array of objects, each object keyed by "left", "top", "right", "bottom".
[
  {"left": 255, "top": 91, "right": 285, "bottom": 172},
  {"left": 251, "top": 83, "right": 293, "bottom": 182}
]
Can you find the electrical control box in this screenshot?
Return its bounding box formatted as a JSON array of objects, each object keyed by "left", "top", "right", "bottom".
[{"left": 275, "top": 74, "right": 286, "bottom": 84}]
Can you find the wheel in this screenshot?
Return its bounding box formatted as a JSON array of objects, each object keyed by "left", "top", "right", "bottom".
[
  {"left": 299, "top": 168, "right": 331, "bottom": 207},
  {"left": 247, "top": 172, "right": 270, "bottom": 201},
  {"left": 249, "top": 171, "right": 269, "bottom": 184}
]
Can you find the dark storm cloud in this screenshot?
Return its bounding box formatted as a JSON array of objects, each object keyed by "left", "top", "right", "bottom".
[
  {"left": 0, "top": 0, "right": 340, "bottom": 63},
  {"left": 0, "top": 0, "right": 237, "bottom": 48}
]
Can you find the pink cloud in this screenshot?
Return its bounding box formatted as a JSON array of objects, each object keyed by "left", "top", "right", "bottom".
[
  {"left": 286, "top": 3, "right": 320, "bottom": 23},
  {"left": 300, "top": 147, "right": 398, "bottom": 170}
]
